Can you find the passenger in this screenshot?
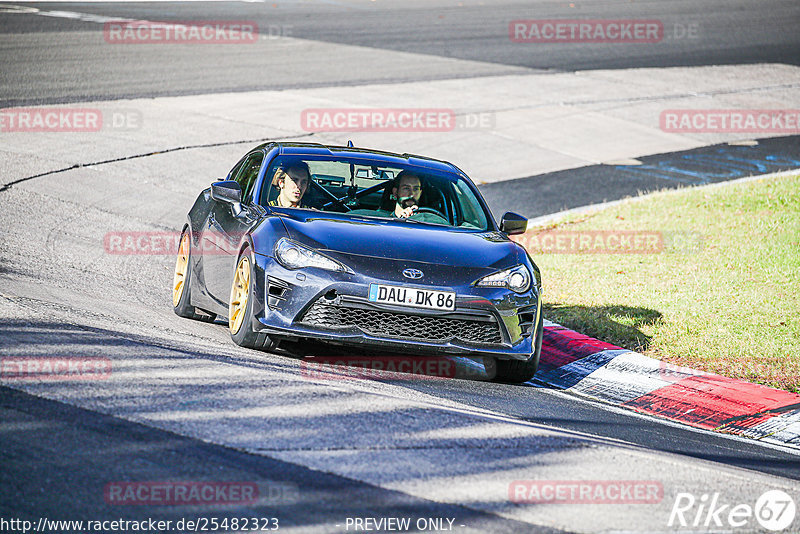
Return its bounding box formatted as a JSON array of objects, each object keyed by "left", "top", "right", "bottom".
[{"left": 270, "top": 163, "right": 310, "bottom": 208}]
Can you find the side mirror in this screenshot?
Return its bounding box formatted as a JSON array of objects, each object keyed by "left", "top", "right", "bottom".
[
  {"left": 211, "top": 181, "right": 243, "bottom": 216},
  {"left": 499, "top": 211, "right": 527, "bottom": 235}
]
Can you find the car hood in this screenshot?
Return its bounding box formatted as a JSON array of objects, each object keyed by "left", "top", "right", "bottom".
[{"left": 277, "top": 212, "right": 522, "bottom": 271}]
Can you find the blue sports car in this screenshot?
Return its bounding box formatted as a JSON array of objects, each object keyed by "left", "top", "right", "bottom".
[{"left": 172, "top": 142, "right": 542, "bottom": 382}]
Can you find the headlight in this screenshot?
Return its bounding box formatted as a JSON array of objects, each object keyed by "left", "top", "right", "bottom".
[
  {"left": 475, "top": 265, "right": 531, "bottom": 293},
  {"left": 274, "top": 238, "right": 349, "bottom": 272}
]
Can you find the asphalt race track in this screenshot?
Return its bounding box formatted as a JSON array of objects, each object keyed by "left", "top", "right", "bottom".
[
  {"left": 1, "top": 0, "right": 799, "bottom": 105},
  {"left": 2, "top": 2, "right": 800, "bottom": 533}
]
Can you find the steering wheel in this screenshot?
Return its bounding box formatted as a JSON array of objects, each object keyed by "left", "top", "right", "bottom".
[{"left": 412, "top": 207, "right": 448, "bottom": 221}]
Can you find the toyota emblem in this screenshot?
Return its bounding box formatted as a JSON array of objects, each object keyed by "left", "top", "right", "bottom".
[{"left": 402, "top": 268, "right": 424, "bottom": 280}]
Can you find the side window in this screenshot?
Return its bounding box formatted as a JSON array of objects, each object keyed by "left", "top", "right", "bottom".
[
  {"left": 234, "top": 152, "right": 264, "bottom": 204},
  {"left": 226, "top": 157, "right": 246, "bottom": 181}
]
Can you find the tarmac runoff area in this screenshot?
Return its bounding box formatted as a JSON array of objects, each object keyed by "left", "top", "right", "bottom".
[{"left": 2, "top": 62, "right": 800, "bottom": 189}]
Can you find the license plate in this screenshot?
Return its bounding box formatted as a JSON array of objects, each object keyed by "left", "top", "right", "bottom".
[{"left": 368, "top": 284, "right": 455, "bottom": 312}]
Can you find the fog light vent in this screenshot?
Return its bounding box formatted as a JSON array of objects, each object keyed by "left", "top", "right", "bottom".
[
  {"left": 267, "top": 276, "right": 290, "bottom": 309},
  {"left": 518, "top": 311, "right": 534, "bottom": 337}
]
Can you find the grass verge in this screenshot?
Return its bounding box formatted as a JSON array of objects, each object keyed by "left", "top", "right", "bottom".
[{"left": 514, "top": 173, "right": 800, "bottom": 392}]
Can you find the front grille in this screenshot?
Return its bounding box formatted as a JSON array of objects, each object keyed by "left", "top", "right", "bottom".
[{"left": 299, "top": 301, "right": 503, "bottom": 345}]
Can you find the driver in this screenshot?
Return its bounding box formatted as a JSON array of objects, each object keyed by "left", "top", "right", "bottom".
[
  {"left": 373, "top": 170, "right": 448, "bottom": 225},
  {"left": 270, "top": 163, "right": 310, "bottom": 208},
  {"left": 388, "top": 170, "right": 423, "bottom": 218}
]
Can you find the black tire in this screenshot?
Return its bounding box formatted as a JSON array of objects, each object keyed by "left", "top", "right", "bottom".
[
  {"left": 494, "top": 311, "right": 543, "bottom": 383},
  {"left": 173, "top": 229, "right": 217, "bottom": 323},
  {"left": 229, "top": 248, "right": 275, "bottom": 351}
]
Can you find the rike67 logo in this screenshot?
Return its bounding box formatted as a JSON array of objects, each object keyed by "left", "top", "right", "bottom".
[{"left": 669, "top": 490, "right": 796, "bottom": 531}]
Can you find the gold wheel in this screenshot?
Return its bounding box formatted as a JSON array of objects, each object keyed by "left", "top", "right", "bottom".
[
  {"left": 172, "top": 233, "right": 190, "bottom": 307},
  {"left": 229, "top": 255, "right": 251, "bottom": 335}
]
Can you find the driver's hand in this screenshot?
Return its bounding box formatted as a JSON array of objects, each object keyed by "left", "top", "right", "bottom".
[{"left": 397, "top": 206, "right": 416, "bottom": 218}]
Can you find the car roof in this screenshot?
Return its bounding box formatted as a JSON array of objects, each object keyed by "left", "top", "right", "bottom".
[{"left": 255, "top": 141, "right": 465, "bottom": 176}]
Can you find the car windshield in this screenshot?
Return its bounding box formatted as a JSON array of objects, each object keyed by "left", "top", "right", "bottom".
[{"left": 259, "top": 155, "right": 491, "bottom": 231}]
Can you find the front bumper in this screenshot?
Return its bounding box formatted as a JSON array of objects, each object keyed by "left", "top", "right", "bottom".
[{"left": 249, "top": 252, "right": 541, "bottom": 361}]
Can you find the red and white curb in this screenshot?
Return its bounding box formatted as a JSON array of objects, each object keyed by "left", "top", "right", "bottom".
[{"left": 535, "top": 320, "right": 800, "bottom": 449}]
